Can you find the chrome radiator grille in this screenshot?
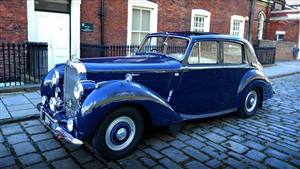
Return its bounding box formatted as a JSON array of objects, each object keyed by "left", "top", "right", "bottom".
[{"left": 64, "top": 62, "right": 81, "bottom": 117}]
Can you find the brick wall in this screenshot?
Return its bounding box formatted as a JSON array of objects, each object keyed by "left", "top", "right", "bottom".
[
  {"left": 80, "top": 0, "right": 128, "bottom": 45},
  {"left": 80, "top": 0, "right": 101, "bottom": 44},
  {"left": 252, "top": 1, "right": 272, "bottom": 43},
  {"left": 266, "top": 20, "right": 300, "bottom": 42},
  {"left": 0, "top": 0, "right": 27, "bottom": 42},
  {"left": 81, "top": 0, "right": 251, "bottom": 45},
  {"left": 1, "top": 0, "right": 297, "bottom": 49},
  {"left": 102, "top": 0, "right": 128, "bottom": 45}
]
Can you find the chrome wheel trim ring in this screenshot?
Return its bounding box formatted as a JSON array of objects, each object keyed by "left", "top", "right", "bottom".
[
  {"left": 105, "top": 116, "right": 136, "bottom": 151},
  {"left": 245, "top": 90, "right": 258, "bottom": 112}
]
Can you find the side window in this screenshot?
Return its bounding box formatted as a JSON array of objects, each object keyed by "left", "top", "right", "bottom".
[
  {"left": 223, "top": 42, "right": 243, "bottom": 64},
  {"left": 188, "top": 41, "right": 218, "bottom": 64}
]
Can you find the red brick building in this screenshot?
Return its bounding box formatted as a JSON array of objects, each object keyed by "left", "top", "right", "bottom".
[{"left": 0, "top": 0, "right": 299, "bottom": 68}]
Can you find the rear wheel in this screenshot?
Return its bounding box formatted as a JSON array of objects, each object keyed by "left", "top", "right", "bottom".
[
  {"left": 93, "top": 106, "right": 144, "bottom": 160},
  {"left": 239, "top": 88, "right": 260, "bottom": 118}
]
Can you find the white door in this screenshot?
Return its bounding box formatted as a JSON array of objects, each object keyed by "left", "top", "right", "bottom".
[{"left": 36, "top": 12, "right": 70, "bottom": 70}]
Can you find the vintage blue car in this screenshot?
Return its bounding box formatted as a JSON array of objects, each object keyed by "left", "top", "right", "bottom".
[{"left": 39, "top": 32, "right": 273, "bottom": 160}]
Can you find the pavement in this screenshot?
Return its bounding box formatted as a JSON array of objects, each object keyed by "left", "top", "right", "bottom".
[
  {"left": 0, "top": 61, "right": 299, "bottom": 168},
  {"left": 0, "top": 92, "right": 41, "bottom": 123},
  {"left": 263, "top": 61, "right": 300, "bottom": 79}
]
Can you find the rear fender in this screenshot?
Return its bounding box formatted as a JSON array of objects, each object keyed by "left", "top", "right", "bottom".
[
  {"left": 77, "top": 80, "right": 181, "bottom": 140},
  {"left": 236, "top": 69, "right": 273, "bottom": 109}
]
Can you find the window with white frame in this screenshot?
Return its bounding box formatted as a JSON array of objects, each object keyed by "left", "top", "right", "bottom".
[
  {"left": 230, "top": 15, "right": 245, "bottom": 38},
  {"left": 276, "top": 31, "right": 285, "bottom": 41},
  {"left": 127, "top": 0, "right": 158, "bottom": 45},
  {"left": 131, "top": 8, "right": 151, "bottom": 45},
  {"left": 191, "top": 9, "right": 210, "bottom": 32}
]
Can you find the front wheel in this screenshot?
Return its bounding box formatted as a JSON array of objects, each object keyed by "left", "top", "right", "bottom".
[
  {"left": 93, "top": 106, "right": 144, "bottom": 160},
  {"left": 239, "top": 88, "right": 260, "bottom": 118}
]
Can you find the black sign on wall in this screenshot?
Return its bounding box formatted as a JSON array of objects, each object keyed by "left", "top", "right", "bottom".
[{"left": 81, "top": 23, "right": 94, "bottom": 32}]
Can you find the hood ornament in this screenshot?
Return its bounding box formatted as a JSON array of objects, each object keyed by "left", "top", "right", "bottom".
[
  {"left": 125, "top": 73, "right": 133, "bottom": 81},
  {"left": 125, "top": 73, "right": 140, "bottom": 81}
]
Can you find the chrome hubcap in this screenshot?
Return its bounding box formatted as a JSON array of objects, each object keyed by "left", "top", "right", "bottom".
[
  {"left": 250, "top": 98, "right": 255, "bottom": 105},
  {"left": 245, "top": 90, "right": 258, "bottom": 112},
  {"left": 116, "top": 128, "right": 127, "bottom": 141},
  {"left": 105, "top": 116, "right": 136, "bottom": 151}
]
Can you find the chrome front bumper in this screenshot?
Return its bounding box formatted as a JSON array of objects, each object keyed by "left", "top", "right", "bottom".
[{"left": 38, "top": 104, "right": 83, "bottom": 145}]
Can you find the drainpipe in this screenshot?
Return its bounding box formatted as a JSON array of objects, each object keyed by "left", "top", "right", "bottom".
[
  {"left": 248, "top": 0, "right": 255, "bottom": 44},
  {"left": 296, "top": 23, "right": 300, "bottom": 60},
  {"left": 99, "top": 0, "right": 105, "bottom": 45},
  {"left": 99, "top": 0, "right": 105, "bottom": 56}
]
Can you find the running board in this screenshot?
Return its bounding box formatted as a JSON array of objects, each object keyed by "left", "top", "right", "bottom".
[{"left": 180, "top": 108, "right": 237, "bottom": 120}]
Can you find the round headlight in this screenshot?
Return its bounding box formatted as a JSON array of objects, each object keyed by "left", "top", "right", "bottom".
[
  {"left": 51, "top": 70, "right": 60, "bottom": 86},
  {"left": 74, "top": 82, "right": 84, "bottom": 99}
]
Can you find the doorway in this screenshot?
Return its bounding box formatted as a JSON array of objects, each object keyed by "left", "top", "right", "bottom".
[
  {"left": 36, "top": 12, "right": 70, "bottom": 69},
  {"left": 28, "top": 0, "right": 71, "bottom": 70}
]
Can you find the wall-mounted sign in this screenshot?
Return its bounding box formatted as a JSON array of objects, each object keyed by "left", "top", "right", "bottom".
[
  {"left": 81, "top": 22, "right": 94, "bottom": 32},
  {"left": 274, "top": 3, "right": 283, "bottom": 10}
]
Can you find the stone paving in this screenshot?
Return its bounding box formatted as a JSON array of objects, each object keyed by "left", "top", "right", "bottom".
[
  {"left": 0, "top": 74, "right": 299, "bottom": 169},
  {"left": 0, "top": 92, "right": 41, "bottom": 122}
]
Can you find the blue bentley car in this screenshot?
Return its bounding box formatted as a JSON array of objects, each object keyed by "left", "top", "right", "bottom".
[{"left": 39, "top": 32, "right": 273, "bottom": 160}]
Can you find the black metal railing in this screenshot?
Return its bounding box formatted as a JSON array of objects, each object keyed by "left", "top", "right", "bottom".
[
  {"left": 254, "top": 47, "right": 276, "bottom": 65},
  {"left": 80, "top": 44, "right": 140, "bottom": 58},
  {"left": 0, "top": 42, "right": 48, "bottom": 88},
  {"left": 80, "top": 43, "right": 188, "bottom": 58}
]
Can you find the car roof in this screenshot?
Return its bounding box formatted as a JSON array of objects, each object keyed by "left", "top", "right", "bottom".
[{"left": 149, "top": 31, "right": 245, "bottom": 42}]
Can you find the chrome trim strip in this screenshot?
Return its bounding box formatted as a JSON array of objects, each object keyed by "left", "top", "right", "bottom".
[
  {"left": 181, "top": 64, "right": 252, "bottom": 70},
  {"left": 85, "top": 64, "right": 253, "bottom": 73},
  {"left": 180, "top": 108, "right": 237, "bottom": 120}
]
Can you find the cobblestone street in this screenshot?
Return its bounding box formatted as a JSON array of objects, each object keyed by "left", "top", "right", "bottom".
[{"left": 0, "top": 74, "right": 299, "bottom": 169}]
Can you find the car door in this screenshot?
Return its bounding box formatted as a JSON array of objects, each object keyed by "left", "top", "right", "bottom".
[
  {"left": 216, "top": 40, "right": 253, "bottom": 110},
  {"left": 170, "top": 40, "right": 225, "bottom": 117},
  {"left": 170, "top": 39, "right": 251, "bottom": 118}
]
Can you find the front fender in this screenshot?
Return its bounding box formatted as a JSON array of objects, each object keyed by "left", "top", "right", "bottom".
[
  {"left": 77, "top": 80, "right": 181, "bottom": 140},
  {"left": 236, "top": 69, "right": 273, "bottom": 109}
]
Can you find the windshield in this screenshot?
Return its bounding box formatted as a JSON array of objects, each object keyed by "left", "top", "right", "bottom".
[{"left": 138, "top": 36, "right": 190, "bottom": 60}]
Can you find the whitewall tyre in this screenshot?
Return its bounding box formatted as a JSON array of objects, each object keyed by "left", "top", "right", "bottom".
[
  {"left": 239, "top": 88, "right": 260, "bottom": 118},
  {"left": 93, "top": 106, "right": 144, "bottom": 160}
]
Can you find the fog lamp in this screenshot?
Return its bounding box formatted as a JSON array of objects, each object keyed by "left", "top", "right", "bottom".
[{"left": 67, "top": 119, "right": 74, "bottom": 132}]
